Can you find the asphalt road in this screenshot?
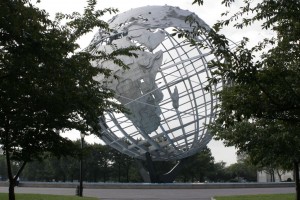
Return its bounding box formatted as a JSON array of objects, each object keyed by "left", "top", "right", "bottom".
[{"left": 0, "top": 186, "right": 295, "bottom": 200}]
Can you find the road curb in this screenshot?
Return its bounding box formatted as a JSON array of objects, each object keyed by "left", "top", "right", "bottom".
[{"left": 0, "top": 181, "right": 294, "bottom": 189}]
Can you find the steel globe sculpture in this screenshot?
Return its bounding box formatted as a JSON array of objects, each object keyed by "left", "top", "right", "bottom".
[{"left": 90, "top": 5, "right": 222, "bottom": 163}]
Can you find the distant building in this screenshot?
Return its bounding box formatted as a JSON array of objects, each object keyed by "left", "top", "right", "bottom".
[{"left": 257, "top": 170, "right": 293, "bottom": 182}]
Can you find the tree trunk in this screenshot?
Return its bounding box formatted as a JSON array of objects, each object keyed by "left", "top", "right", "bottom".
[
  {"left": 5, "top": 147, "right": 15, "bottom": 200},
  {"left": 5, "top": 148, "right": 27, "bottom": 200},
  {"left": 126, "top": 164, "right": 130, "bottom": 182},
  {"left": 183, "top": 175, "right": 187, "bottom": 182},
  {"left": 8, "top": 181, "right": 15, "bottom": 200},
  {"left": 294, "top": 161, "right": 300, "bottom": 200},
  {"left": 118, "top": 163, "right": 121, "bottom": 182},
  {"left": 272, "top": 173, "right": 275, "bottom": 182},
  {"left": 276, "top": 169, "right": 282, "bottom": 182}
]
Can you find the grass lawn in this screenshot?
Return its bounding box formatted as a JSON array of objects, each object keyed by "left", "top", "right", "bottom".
[
  {"left": 0, "top": 193, "right": 98, "bottom": 200},
  {"left": 214, "top": 193, "right": 295, "bottom": 200}
]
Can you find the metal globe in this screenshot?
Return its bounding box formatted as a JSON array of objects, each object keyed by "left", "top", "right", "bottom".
[{"left": 90, "top": 5, "right": 222, "bottom": 161}]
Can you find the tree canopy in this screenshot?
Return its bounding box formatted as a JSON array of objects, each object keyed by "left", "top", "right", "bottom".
[
  {"left": 206, "top": 0, "right": 300, "bottom": 170},
  {"left": 177, "top": 0, "right": 300, "bottom": 198},
  {"left": 0, "top": 0, "right": 137, "bottom": 199}
]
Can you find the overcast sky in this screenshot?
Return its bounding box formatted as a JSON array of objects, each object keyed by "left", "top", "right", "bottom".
[{"left": 33, "top": 0, "right": 270, "bottom": 166}]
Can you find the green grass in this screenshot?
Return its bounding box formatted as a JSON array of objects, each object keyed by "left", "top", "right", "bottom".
[
  {"left": 214, "top": 193, "right": 295, "bottom": 200},
  {"left": 0, "top": 193, "right": 98, "bottom": 200}
]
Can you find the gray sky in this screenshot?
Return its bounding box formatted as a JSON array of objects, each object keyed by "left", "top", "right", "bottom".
[{"left": 34, "top": 0, "right": 270, "bottom": 166}]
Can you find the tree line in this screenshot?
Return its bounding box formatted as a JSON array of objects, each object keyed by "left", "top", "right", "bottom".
[{"left": 0, "top": 142, "right": 257, "bottom": 183}]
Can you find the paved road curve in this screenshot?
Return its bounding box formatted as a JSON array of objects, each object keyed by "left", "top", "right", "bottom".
[{"left": 0, "top": 186, "right": 295, "bottom": 200}]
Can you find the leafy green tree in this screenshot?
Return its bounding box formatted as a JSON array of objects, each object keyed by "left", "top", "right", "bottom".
[
  {"left": 91, "top": 144, "right": 113, "bottom": 182},
  {"left": 0, "top": 155, "right": 7, "bottom": 180},
  {"left": 59, "top": 155, "right": 79, "bottom": 182},
  {"left": 22, "top": 151, "right": 80, "bottom": 182},
  {"left": 110, "top": 148, "right": 135, "bottom": 182},
  {"left": 21, "top": 159, "right": 49, "bottom": 181},
  {"left": 83, "top": 143, "right": 104, "bottom": 182},
  {"left": 0, "top": 0, "right": 137, "bottom": 199},
  {"left": 226, "top": 162, "right": 257, "bottom": 182},
  {"left": 20, "top": 143, "right": 142, "bottom": 183},
  {"left": 177, "top": 148, "right": 216, "bottom": 182},
  {"left": 179, "top": 0, "right": 300, "bottom": 199},
  {"left": 193, "top": 148, "right": 215, "bottom": 182},
  {"left": 206, "top": 161, "right": 230, "bottom": 182}
]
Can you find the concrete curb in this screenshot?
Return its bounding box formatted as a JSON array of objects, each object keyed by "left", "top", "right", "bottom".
[{"left": 0, "top": 181, "right": 294, "bottom": 189}]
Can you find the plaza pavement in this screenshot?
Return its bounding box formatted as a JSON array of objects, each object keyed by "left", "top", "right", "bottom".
[{"left": 0, "top": 183, "right": 295, "bottom": 200}]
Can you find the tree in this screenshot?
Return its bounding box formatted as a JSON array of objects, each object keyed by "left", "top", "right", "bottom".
[
  {"left": 84, "top": 143, "right": 110, "bottom": 182},
  {"left": 0, "top": 155, "right": 7, "bottom": 181},
  {"left": 177, "top": 148, "right": 216, "bottom": 182},
  {"left": 180, "top": 0, "right": 300, "bottom": 199},
  {"left": 226, "top": 163, "right": 257, "bottom": 182},
  {"left": 0, "top": 0, "right": 137, "bottom": 199},
  {"left": 110, "top": 148, "right": 135, "bottom": 182},
  {"left": 19, "top": 142, "right": 143, "bottom": 183},
  {"left": 206, "top": 161, "right": 229, "bottom": 182}
]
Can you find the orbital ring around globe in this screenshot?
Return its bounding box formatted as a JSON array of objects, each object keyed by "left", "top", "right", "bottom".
[{"left": 90, "top": 5, "right": 223, "bottom": 161}]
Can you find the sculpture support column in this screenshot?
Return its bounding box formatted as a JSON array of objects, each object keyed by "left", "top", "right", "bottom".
[
  {"left": 135, "top": 159, "right": 151, "bottom": 182},
  {"left": 145, "top": 152, "right": 159, "bottom": 183},
  {"left": 138, "top": 152, "right": 187, "bottom": 183}
]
